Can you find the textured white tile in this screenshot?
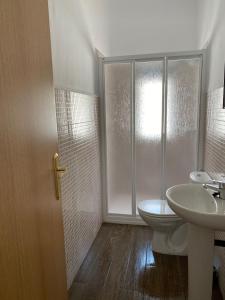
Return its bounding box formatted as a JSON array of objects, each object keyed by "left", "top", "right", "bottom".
[
  {"left": 55, "top": 89, "right": 102, "bottom": 288},
  {"left": 204, "top": 87, "right": 225, "bottom": 298}
]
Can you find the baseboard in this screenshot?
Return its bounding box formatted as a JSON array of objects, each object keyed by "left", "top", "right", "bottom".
[{"left": 103, "top": 215, "right": 147, "bottom": 225}]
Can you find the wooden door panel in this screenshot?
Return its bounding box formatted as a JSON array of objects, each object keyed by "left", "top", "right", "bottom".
[{"left": 0, "top": 1, "right": 67, "bottom": 299}]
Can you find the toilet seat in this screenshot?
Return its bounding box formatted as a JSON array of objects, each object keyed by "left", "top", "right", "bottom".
[
  {"left": 138, "top": 199, "right": 187, "bottom": 255},
  {"left": 138, "top": 199, "right": 181, "bottom": 220}
]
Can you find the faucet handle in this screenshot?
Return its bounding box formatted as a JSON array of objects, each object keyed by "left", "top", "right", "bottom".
[{"left": 212, "top": 180, "right": 225, "bottom": 189}]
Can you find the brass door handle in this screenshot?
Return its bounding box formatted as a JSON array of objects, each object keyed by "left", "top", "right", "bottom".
[
  {"left": 53, "top": 153, "right": 66, "bottom": 200},
  {"left": 57, "top": 167, "right": 66, "bottom": 176}
]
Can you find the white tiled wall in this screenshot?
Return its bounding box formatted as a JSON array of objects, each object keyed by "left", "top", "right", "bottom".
[
  {"left": 55, "top": 89, "right": 102, "bottom": 288},
  {"left": 204, "top": 87, "right": 225, "bottom": 298}
]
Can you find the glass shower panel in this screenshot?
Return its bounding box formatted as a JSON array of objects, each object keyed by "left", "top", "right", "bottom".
[
  {"left": 165, "top": 58, "right": 201, "bottom": 192},
  {"left": 135, "top": 61, "right": 163, "bottom": 209},
  {"left": 104, "top": 63, "right": 132, "bottom": 215}
]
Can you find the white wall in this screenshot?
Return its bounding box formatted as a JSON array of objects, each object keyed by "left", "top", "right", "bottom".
[
  {"left": 48, "top": 0, "right": 200, "bottom": 93},
  {"left": 197, "top": 0, "right": 225, "bottom": 298},
  {"left": 83, "top": 0, "right": 199, "bottom": 57},
  {"left": 48, "top": 0, "right": 98, "bottom": 95},
  {"left": 198, "top": 0, "right": 225, "bottom": 91}
]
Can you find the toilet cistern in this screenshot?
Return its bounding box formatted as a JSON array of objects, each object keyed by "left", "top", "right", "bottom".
[{"left": 189, "top": 170, "right": 212, "bottom": 184}]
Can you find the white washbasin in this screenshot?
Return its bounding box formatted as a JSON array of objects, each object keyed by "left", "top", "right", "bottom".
[
  {"left": 166, "top": 183, "right": 225, "bottom": 231},
  {"left": 166, "top": 183, "right": 225, "bottom": 299}
]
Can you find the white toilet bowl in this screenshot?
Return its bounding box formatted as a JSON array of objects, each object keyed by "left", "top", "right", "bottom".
[
  {"left": 138, "top": 199, "right": 188, "bottom": 255},
  {"left": 138, "top": 172, "right": 211, "bottom": 255}
]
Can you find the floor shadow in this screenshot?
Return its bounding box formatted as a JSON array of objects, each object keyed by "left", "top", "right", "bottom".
[{"left": 138, "top": 251, "right": 188, "bottom": 298}]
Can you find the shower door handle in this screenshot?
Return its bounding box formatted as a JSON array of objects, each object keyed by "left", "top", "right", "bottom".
[{"left": 53, "top": 153, "right": 66, "bottom": 200}]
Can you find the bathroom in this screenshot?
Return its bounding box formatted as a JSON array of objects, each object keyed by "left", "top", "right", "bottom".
[{"left": 1, "top": 0, "right": 225, "bottom": 299}]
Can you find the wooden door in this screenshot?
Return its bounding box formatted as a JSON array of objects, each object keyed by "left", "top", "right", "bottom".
[{"left": 0, "top": 1, "right": 67, "bottom": 299}]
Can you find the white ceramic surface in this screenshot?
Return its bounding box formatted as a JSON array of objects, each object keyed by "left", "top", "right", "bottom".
[
  {"left": 138, "top": 200, "right": 187, "bottom": 255},
  {"left": 138, "top": 199, "right": 176, "bottom": 217},
  {"left": 189, "top": 171, "right": 212, "bottom": 184},
  {"left": 166, "top": 183, "right": 225, "bottom": 231},
  {"left": 188, "top": 223, "right": 214, "bottom": 300},
  {"left": 166, "top": 182, "right": 225, "bottom": 300}
]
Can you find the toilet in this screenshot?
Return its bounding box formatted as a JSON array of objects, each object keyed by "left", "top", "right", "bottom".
[
  {"left": 138, "top": 199, "right": 187, "bottom": 255},
  {"left": 138, "top": 171, "right": 212, "bottom": 256}
]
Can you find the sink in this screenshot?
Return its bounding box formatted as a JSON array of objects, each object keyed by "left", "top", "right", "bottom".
[
  {"left": 166, "top": 183, "right": 225, "bottom": 300},
  {"left": 166, "top": 183, "right": 225, "bottom": 231}
]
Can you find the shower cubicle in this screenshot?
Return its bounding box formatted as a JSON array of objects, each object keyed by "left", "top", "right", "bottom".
[{"left": 99, "top": 51, "right": 205, "bottom": 223}]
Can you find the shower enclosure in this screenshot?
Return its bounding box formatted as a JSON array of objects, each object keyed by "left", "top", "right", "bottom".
[{"left": 100, "top": 51, "right": 205, "bottom": 223}]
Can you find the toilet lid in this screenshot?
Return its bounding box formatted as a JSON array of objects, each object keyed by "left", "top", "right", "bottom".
[{"left": 138, "top": 199, "right": 176, "bottom": 217}]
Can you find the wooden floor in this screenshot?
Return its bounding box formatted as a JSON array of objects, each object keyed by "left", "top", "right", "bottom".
[{"left": 69, "top": 223, "right": 223, "bottom": 300}]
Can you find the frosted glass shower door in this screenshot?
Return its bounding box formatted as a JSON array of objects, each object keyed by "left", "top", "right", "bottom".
[
  {"left": 104, "top": 63, "right": 132, "bottom": 215},
  {"left": 103, "top": 54, "right": 202, "bottom": 218},
  {"left": 165, "top": 58, "right": 201, "bottom": 191},
  {"left": 135, "top": 61, "right": 163, "bottom": 208}
]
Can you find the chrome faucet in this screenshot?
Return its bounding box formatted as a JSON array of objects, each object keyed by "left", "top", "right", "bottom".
[{"left": 203, "top": 180, "right": 225, "bottom": 200}]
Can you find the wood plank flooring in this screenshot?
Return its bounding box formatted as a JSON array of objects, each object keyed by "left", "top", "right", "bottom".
[{"left": 69, "top": 223, "right": 223, "bottom": 300}]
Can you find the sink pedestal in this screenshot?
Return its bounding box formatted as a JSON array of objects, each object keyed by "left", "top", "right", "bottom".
[
  {"left": 166, "top": 183, "right": 225, "bottom": 299},
  {"left": 188, "top": 224, "right": 214, "bottom": 300}
]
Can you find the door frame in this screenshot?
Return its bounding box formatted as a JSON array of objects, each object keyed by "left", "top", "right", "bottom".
[{"left": 99, "top": 50, "right": 206, "bottom": 225}]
